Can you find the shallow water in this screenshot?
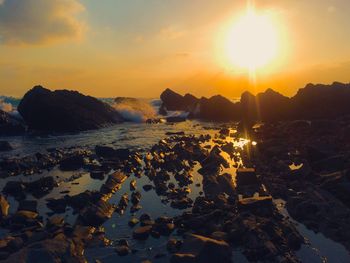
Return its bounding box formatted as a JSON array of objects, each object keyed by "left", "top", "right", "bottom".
[
  {"left": 0, "top": 121, "right": 349, "bottom": 262},
  {"left": 274, "top": 199, "right": 350, "bottom": 263}
]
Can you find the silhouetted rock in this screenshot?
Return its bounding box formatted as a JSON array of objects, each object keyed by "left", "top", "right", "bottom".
[
  {"left": 195, "top": 95, "right": 240, "bottom": 122},
  {"left": 160, "top": 88, "right": 198, "bottom": 111},
  {"left": 0, "top": 110, "right": 25, "bottom": 135},
  {"left": 18, "top": 86, "right": 123, "bottom": 133},
  {"left": 0, "top": 141, "right": 13, "bottom": 151},
  {"left": 291, "top": 82, "right": 350, "bottom": 119}
]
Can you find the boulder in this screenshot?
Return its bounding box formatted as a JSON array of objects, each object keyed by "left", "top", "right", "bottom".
[
  {"left": 195, "top": 96, "right": 240, "bottom": 122},
  {"left": 160, "top": 89, "right": 198, "bottom": 111},
  {"left": 0, "top": 195, "right": 9, "bottom": 218},
  {"left": 291, "top": 82, "right": 350, "bottom": 119},
  {"left": 171, "top": 234, "right": 232, "bottom": 263},
  {"left": 79, "top": 199, "right": 114, "bottom": 226},
  {"left": 0, "top": 110, "right": 25, "bottom": 136},
  {"left": 18, "top": 85, "right": 123, "bottom": 132},
  {"left": 133, "top": 225, "right": 152, "bottom": 240},
  {"left": 95, "top": 145, "right": 130, "bottom": 160},
  {"left": 0, "top": 141, "right": 13, "bottom": 151}
]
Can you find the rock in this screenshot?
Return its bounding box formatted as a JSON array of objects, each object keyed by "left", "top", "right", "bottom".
[
  {"left": 167, "top": 238, "right": 182, "bottom": 253},
  {"left": 128, "top": 217, "right": 139, "bottom": 227},
  {"left": 131, "top": 191, "right": 141, "bottom": 205},
  {"left": 139, "top": 213, "right": 152, "bottom": 222},
  {"left": 160, "top": 89, "right": 198, "bottom": 111},
  {"left": 133, "top": 225, "right": 152, "bottom": 240},
  {"left": 59, "top": 155, "right": 85, "bottom": 171},
  {"left": 194, "top": 95, "right": 240, "bottom": 122},
  {"left": 130, "top": 179, "right": 137, "bottom": 191},
  {"left": 18, "top": 200, "right": 37, "bottom": 213},
  {"left": 90, "top": 170, "right": 105, "bottom": 180},
  {"left": 3, "top": 181, "right": 26, "bottom": 197},
  {"left": 0, "top": 195, "right": 9, "bottom": 218},
  {"left": 27, "top": 176, "right": 56, "bottom": 198},
  {"left": 171, "top": 234, "right": 232, "bottom": 263},
  {"left": 0, "top": 110, "right": 25, "bottom": 136},
  {"left": 95, "top": 145, "right": 130, "bottom": 160},
  {"left": 18, "top": 85, "right": 123, "bottom": 132},
  {"left": 100, "top": 171, "right": 127, "bottom": 194},
  {"left": 115, "top": 245, "right": 130, "bottom": 256},
  {"left": 0, "top": 141, "right": 13, "bottom": 151},
  {"left": 291, "top": 82, "right": 350, "bottom": 119},
  {"left": 170, "top": 253, "right": 196, "bottom": 263},
  {"left": 236, "top": 168, "right": 259, "bottom": 186},
  {"left": 79, "top": 199, "right": 114, "bottom": 226},
  {"left": 143, "top": 184, "right": 153, "bottom": 191}
]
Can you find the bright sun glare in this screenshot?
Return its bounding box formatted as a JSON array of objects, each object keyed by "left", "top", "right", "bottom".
[{"left": 224, "top": 7, "right": 279, "bottom": 71}]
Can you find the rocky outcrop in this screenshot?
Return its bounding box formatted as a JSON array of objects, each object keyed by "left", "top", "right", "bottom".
[
  {"left": 195, "top": 95, "right": 240, "bottom": 121},
  {"left": 291, "top": 82, "right": 350, "bottom": 119},
  {"left": 18, "top": 86, "right": 123, "bottom": 133},
  {"left": 160, "top": 82, "right": 350, "bottom": 123},
  {"left": 160, "top": 88, "right": 199, "bottom": 112},
  {"left": 241, "top": 89, "right": 291, "bottom": 122},
  {"left": 0, "top": 110, "right": 25, "bottom": 136}
]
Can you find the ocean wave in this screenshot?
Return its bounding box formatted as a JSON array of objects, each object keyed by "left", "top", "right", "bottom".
[
  {"left": 0, "top": 99, "right": 13, "bottom": 112},
  {"left": 112, "top": 97, "right": 157, "bottom": 122}
]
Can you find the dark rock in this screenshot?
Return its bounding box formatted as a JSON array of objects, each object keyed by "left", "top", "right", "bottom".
[
  {"left": 90, "top": 170, "right": 105, "bottom": 180},
  {"left": 0, "top": 141, "right": 13, "bottom": 151},
  {"left": 133, "top": 225, "right": 152, "bottom": 240},
  {"left": 79, "top": 199, "right": 114, "bottom": 226},
  {"left": 3, "top": 181, "right": 26, "bottom": 197},
  {"left": 128, "top": 217, "right": 139, "bottom": 227},
  {"left": 100, "top": 171, "right": 127, "bottom": 194},
  {"left": 18, "top": 85, "right": 123, "bottom": 132},
  {"left": 115, "top": 245, "right": 130, "bottom": 256},
  {"left": 160, "top": 89, "right": 198, "bottom": 111},
  {"left": 171, "top": 234, "right": 232, "bottom": 263},
  {"left": 95, "top": 145, "right": 130, "bottom": 160},
  {"left": 236, "top": 168, "right": 259, "bottom": 186},
  {"left": 143, "top": 184, "right": 153, "bottom": 191},
  {"left": 194, "top": 95, "right": 240, "bottom": 122},
  {"left": 59, "top": 155, "right": 85, "bottom": 171},
  {"left": 27, "top": 176, "right": 56, "bottom": 198},
  {"left": 0, "top": 110, "right": 25, "bottom": 136},
  {"left": 18, "top": 200, "right": 37, "bottom": 213},
  {"left": 0, "top": 195, "right": 9, "bottom": 218}
]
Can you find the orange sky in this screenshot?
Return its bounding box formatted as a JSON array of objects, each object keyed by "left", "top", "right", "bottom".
[{"left": 0, "top": 0, "right": 350, "bottom": 98}]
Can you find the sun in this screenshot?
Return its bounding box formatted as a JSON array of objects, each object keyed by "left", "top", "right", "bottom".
[{"left": 223, "top": 8, "right": 279, "bottom": 71}]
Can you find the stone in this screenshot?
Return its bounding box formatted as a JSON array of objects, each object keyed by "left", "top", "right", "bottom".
[
  {"left": 128, "top": 217, "right": 139, "bottom": 227},
  {"left": 0, "top": 141, "right": 13, "bottom": 151},
  {"left": 236, "top": 168, "right": 259, "bottom": 186},
  {"left": 18, "top": 85, "right": 123, "bottom": 132},
  {"left": 79, "top": 199, "right": 114, "bottom": 226},
  {"left": 59, "top": 155, "right": 85, "bottom": 171},
  {"left": 115, "top": 245, "right": 130, "bottom": 256},
  {"left": 133, "top": 226, "right": 152, "bottom": 240},
  {"left": 0, "top": 195, "right": 9, "bottom": 218},
  {"left": 172, "top": 234, "right": 232, "bottom": 263}
]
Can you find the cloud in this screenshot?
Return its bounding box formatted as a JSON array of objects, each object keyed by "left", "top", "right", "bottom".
[{"left": 0, "top": 0, "right": 86, "bottom": 45}]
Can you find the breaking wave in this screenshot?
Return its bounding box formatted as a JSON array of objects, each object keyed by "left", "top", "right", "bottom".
[{"left": 112, "top": 97, "right": 157, "bottom": 122}]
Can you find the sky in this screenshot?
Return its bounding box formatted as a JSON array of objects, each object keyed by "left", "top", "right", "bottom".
[{"left": 0, "top": 0, "right": 350, "bottom": 98}]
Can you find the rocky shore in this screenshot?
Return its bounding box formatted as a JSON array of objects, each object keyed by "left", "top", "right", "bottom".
[
  {"left": 1, "top": 120, "right": 347, "bottom": 262},
  {"left": 0, "top": 82, "right": 350, "bottom": 262}
]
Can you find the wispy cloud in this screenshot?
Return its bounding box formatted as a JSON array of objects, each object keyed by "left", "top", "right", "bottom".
[
  {"left": 159, "top": 26, "right": 186, "bottom": 40},
  {"left": 0, "top": 0, "right": 86, "bottom": 45}
]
